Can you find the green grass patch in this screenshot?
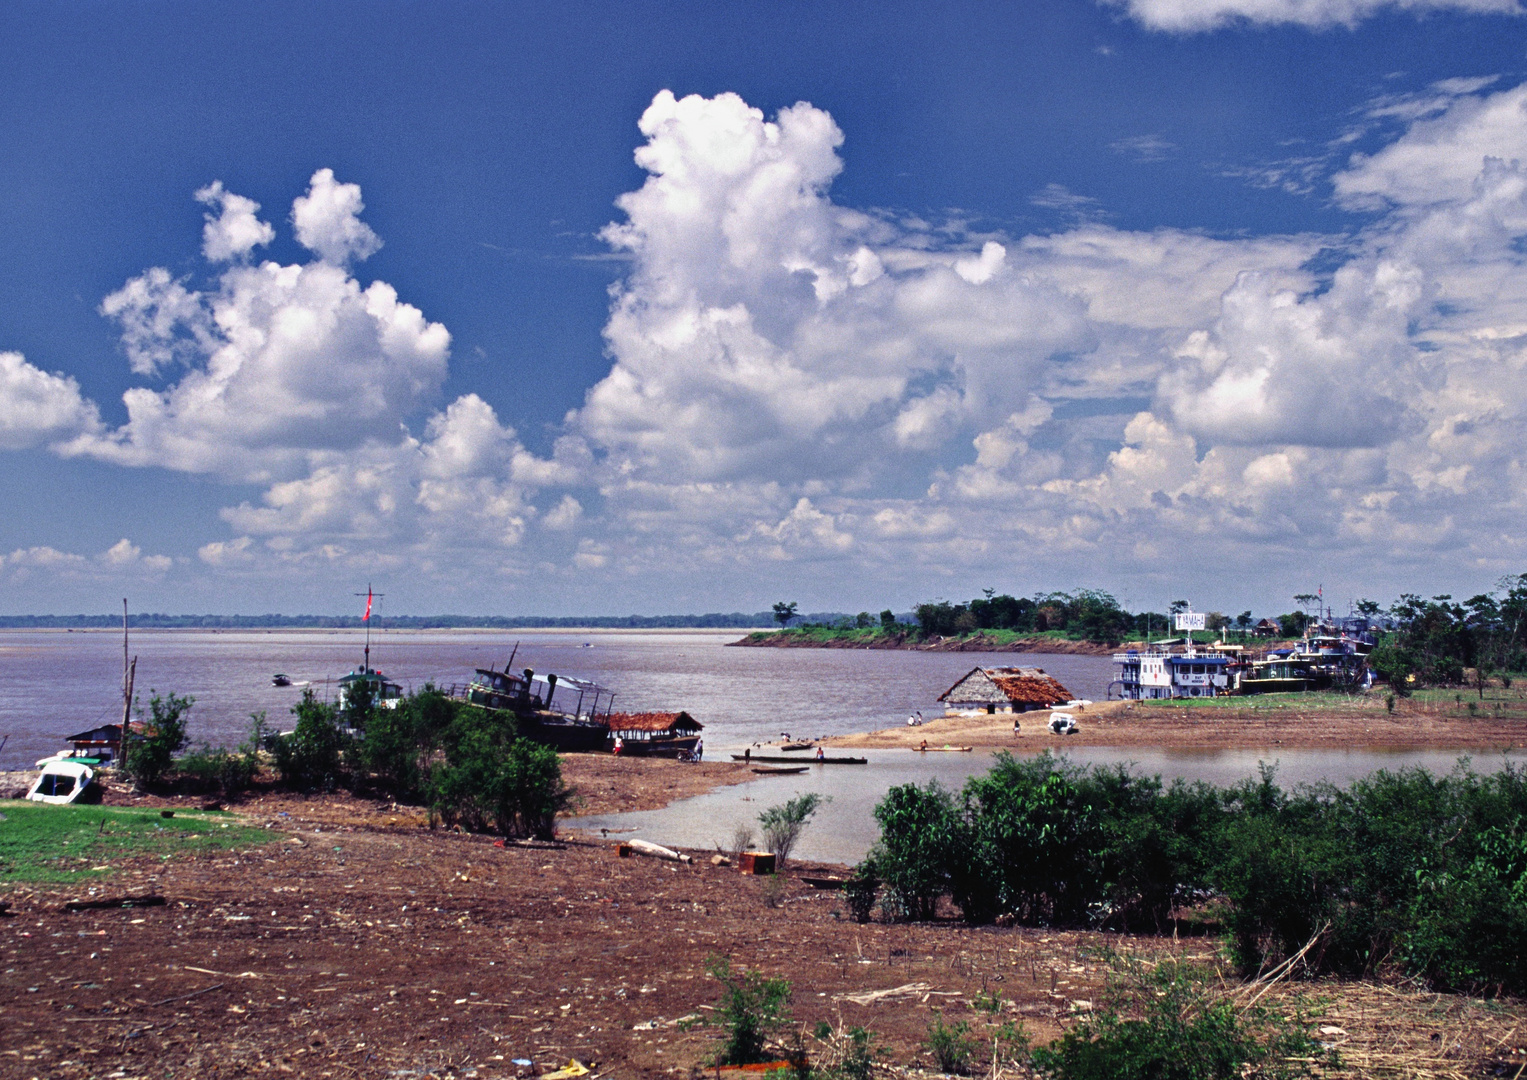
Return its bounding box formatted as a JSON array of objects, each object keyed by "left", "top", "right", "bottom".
[{"left": 0, "top": 800, "right": 271, "bottom": 883}]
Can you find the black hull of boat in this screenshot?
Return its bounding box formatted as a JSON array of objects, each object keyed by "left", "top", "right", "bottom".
[
  {"left": 517, "top": 719, "right": 611, "bottom": 753},
  {"left": 618, "top": 737, "right": 699, "bottom": 758}
]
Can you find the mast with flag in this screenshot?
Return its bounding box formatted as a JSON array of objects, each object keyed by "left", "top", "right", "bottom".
[{"left": 356, "top": 585, "right": 382, "bottom": 672}]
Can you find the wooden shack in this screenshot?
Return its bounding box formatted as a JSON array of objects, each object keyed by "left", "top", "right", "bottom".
[
  {"left": 938, "top": 667, "right": 1073, "bottom": 715},
  {"left": 62, "top": 723, "right": 128, "bottom": 762}
]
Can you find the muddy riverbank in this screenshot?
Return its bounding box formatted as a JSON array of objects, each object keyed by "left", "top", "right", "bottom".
[
  {"left": 3, "top": 793, "right": 1519, "bottom": 1080},
  {"left": 828, "top": 696, "right": 1527, "bottom": 752}
]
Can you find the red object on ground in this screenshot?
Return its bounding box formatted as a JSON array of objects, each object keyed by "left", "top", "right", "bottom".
[{"left": 739, "top": 851, "right": 776, "bottom": 875}]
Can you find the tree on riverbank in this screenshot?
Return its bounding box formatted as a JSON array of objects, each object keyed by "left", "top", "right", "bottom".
[{"left": 172, "top": 686, "right": 569, "bottom": 839}]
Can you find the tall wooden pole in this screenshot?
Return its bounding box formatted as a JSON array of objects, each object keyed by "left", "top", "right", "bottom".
[{"left": 120, "top": 600, "right": 134, "bottom": 766}]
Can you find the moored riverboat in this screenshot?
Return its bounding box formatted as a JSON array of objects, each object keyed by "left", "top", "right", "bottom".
[
  {"left": 1109, "top": 645, "right": 1233, "bottom": 700},
  {"left": 462, "top": 664, "right": 614, "bottom": 752}
]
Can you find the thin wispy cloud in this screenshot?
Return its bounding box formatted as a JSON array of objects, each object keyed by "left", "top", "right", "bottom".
[{"left": 1109, "top": 133, "right": 1177, "bottom": 161}]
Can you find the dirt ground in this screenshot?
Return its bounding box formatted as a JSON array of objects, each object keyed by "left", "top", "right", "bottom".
[
  {"left": 3, "top": 790, "right": 1523, "bottom": 1080},
  {"left": 829, "top": 698, "right": 1527, "bottom": 752}
]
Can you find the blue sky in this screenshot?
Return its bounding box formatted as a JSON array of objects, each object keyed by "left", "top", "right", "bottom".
[{"left": 3, "top": 0, "right": 1527, "bottom": 617}]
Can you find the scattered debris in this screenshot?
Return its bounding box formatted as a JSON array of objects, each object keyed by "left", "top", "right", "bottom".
[
  {"left": 628, "top": 838, "right": 692, "bottom": 864},
  {"left": 63, "top": 894, "right": 167, "bottom": 912},
  {"left": 838, "top": 982, "right": 935, "bottom": 1006}
]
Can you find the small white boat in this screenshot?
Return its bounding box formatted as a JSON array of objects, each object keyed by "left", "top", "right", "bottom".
[{"left": 27, "top": 759, "right": 97, "bottom": 804}]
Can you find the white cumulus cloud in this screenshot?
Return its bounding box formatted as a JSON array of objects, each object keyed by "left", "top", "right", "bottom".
[
  {"left": 196, "top": 180, "right": 275, "bottom": 262},
  {"left": 292, "top": 168, "right": 383, "bottom": 265},
  {"left": 1108, "top": 0, "right": 1523, "bottom": 32},
  {"left": 0, "top": 351, "right": 101, "bottom": 450},
  {"left": 73, "top": 172, "right": 449, "bottom": 480}
]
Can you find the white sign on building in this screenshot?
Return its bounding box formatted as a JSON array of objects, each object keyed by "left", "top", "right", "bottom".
[{"left": 1174, "top": 612, "right": 1207, "bottom": 631}]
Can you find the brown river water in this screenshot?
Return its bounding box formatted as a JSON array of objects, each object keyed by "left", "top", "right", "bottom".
[
  {"left": 4, "top": 628, "right": 1519, "bottom": 862},
  {"left": 0, "top": 628, "right": 1115, "bottom": 769}
]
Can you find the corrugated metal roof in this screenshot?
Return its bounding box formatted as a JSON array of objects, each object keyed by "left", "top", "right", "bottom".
[{"left": 607, "top": 711, "right": 702, "bottom": 734}]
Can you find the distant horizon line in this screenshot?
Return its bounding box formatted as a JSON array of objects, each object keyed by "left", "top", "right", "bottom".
[{"left": 0, "top": 612, "right": 877, "bottom": 630}]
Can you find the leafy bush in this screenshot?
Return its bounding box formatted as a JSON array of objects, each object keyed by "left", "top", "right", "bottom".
[
  {"left": 758, "top": 792, "right": 826, "bottom": 867},
  {"left": 271, "top": 690, "right": 351, "bottom": 791},
  {"left": 923, "top": 1013, "right": 976, "bottom": 1075},
  {"left": 703, "top": 955, "right": 792, "bottom": 1065},
  {"left": 426, "top": 705, "right": 568, "bottom": 839},
  {"left": 174, "top": 711, "right": 266, "bottom": 795},
  {"left": 961, "top": 755, "right": 1101, "bottom": 925},
  {"left": 1403, "top": 820, "right": 1527, "bottom": 994},
  {"left": 176, "top": 745, "right": 255, "bottom": 794},
  {"left": 357, "top": 685, "right": 455, "bottom": 798},
  {"left": 1029, "top": 957, "right": 1324, "bottom": 1080},
  {"left": 869, "top": 780, "right": 963, "bottom": 920},
  {"left": 124, "top": 691, "right": 193, "bottom": 787},
  {"left": 865, "top": 753, "right": 1527, "bottom": 993}
]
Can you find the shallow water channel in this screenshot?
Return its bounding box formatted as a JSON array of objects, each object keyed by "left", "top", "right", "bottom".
[{"left": 573, "top": 745, "right": 1527, "bottom": 866}]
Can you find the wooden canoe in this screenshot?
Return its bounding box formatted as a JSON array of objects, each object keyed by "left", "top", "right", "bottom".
[
  {"left": 752, "top": 765, "right": 809, "bottom": 775},
  {"left": 912, "top": 745, "right": 974, "bottom": 752},
  {"left": 731, "top": 753, "right": 868, "bottom": 765}
]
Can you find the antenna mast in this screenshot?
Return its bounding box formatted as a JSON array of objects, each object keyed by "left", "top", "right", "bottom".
[{"left": 354, "top": 586, "right": 384, "bottom": 671}]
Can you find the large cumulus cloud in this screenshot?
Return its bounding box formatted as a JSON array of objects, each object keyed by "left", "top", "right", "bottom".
[
  {"left": 550, "top": 84, "right": 1527, "bottom": 598},
  {"left": 71, "top": 170, "right": 449, "bottom": 481},
  {"left": 12, "top": 81, "right": 1527, "bottom": 607},
  {"left": 11, "top": 171, "right": 580, "bottom": 579}
]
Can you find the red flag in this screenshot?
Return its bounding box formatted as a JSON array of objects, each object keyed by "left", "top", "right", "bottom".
[{"left": 364, "top": 588, "right": 373, "bottom": 621}]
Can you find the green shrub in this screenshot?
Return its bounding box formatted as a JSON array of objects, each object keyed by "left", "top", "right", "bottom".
[
  {"left": 426, "top": 705, "right": 568, "bottom": 838},
  {"left": 271, "top": 690, "right": 351, "bottom": 791},
  {"left": 124, "top": 691, "right": 194, "bottom": 787},
  {"left": 703, "top": 955, "right": 792, "bottom": 1066},
  {"left": 961, "top": 754, "right": 1101, "bottom": 925},
  {"left": 1403, "top": 820, "right": 1527, "bottom": 994},
  {"left": 1029, "top": 957, "right": 1324, "bottom": 1080},
  {"left": 923, "top": 1013, "right": 976, "bottom": 1075},
  {"left": 175, "top": 711, "right": 266, "bottom": 795},
  {"left": 758, "top": 792, "right": 826, "bottom": 867},
  {"left": 868, "top": 780, "right": 963, "bottom": 920},
  {"left": 357, "top": 685, "right": 455, "bottom": 798},
  {"left": 176, "top": 745, "right": 255, "bottom": 794}
]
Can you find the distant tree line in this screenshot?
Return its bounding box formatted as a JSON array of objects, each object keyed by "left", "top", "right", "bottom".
[
  {"left": 1366, "top": 574, "right": 1527, "bottom": 692},
  {"left": 911, "top": 589, "right": 1149, "bottom": 644}
]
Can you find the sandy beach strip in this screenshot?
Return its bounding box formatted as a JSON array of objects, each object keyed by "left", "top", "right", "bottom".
[{"left": 825, "top": 698, "right": 1527, "bottom": 752}]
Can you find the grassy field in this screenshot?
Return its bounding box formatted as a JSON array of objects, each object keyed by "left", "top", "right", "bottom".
[{"left": 0, "top": 800, "right": 271, "bottom": 883}]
